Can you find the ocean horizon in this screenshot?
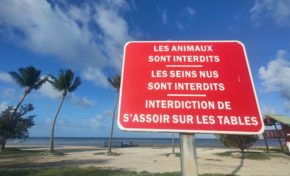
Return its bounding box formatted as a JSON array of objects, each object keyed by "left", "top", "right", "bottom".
[{"left": 7, "top": 137, "right": 284, "bottom": 148}]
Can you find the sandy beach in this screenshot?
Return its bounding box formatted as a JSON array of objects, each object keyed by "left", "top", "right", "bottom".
[{"left": 2, "top": 145, "right": 290, "bottom": 176}]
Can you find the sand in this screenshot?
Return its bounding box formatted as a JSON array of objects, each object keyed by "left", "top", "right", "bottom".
[{"left": 3, "top": 145, "right": 290, "bottom": 175}]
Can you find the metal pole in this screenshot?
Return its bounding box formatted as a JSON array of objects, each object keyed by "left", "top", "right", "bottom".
[
  {"left": 179, "top": 133, "right": 198, "bottom": 176},
  {"left": 172, "top": 133, "right": 175, "bottom": 154},
  {"left": 274, "top": 123, "right": 283, "bottom": 151},
  {"left": 263, "top": 134, "right": 269, "bottom": 152}
]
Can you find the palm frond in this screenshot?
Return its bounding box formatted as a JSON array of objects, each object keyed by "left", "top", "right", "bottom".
[
  {"left": 51, "top": 78, "right": 64, "bottom": 91},
  {"left": 69, "top": 76, "right": 81, "bottom": 92},
  {"left": 13, "top": 66, "right": 42, "bottom": 88},
  {"left": 49, "top": 69, "right": 81, "bottom": 94},
  {"left": 9, "top": 71, "right": 25, "bottom": 87},
  {"left": 26, "top": 67, "right": 41, "bottom": 86},
  {"left": 33, "top": 76, "right": 48, "bottom": 90},
  {"left": 108, "top": 75, "right": 121, "bottom": 89},
  {"left": 115, "top": 76, "right": 121, "bottom": 89},
  {"left": 19, "top": 68, "right": 30, "bottom": 86},
  {"left": 64, "top": 69, "right": 74, "bottom": 89},
  {"left": 47, "top": 75, "right": 56, "bottom": 82},
  {"left": 108, "top": 78, "right": 115, "bottom": 87}
]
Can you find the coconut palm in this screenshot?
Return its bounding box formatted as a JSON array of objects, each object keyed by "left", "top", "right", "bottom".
[
  {"left": 48, "top": 69, "right": 81, "bottom": 152},
  {"left": 9, "top": 66, "right": 46, "bottom": 115},
  {"left": 107, "top": 75, "right": 121, "bottom": 153}
]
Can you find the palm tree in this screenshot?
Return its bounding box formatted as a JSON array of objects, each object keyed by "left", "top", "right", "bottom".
[
  {"left": 9, "top": 66, "right": 46, "bottom": 115},
  {"left": 48, "top": 69, "right": 81, "bottom": 152},
  {"left": 107, "top": 75, "right": 121, "bottom": 153}
]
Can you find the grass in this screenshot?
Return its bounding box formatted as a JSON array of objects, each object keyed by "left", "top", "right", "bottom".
[
  {"left": 0, "top": 148, "right": 64, "bottom": 157},
  {"left": 162, "top": 153, "right": 180, "bottom": 157},
  {"left": 0, "top": 148, "right": 42, "bottom": 168},
  {"left": 44, "top": 150, "right": 65, "bottom": 156},
  {"left": 214, "top": 151, "right": 271, "bottom": 160},
  {"left": 93, "top": 152, "right": 122, "bottom": 156},
  {"left": 242, "top": 152, "right": 270, "bottom": 160},
  {"left": 254, "top": 147, "right": 290, "bottom": 155},
  {"left": 206, "top": 158, "right": 222, "bottom": 162},
  {"left": 0, "top": 167, "right": 235, "bottom": 176},
  {"left": 0, "top": 148, "right": 42, "bottom": 157},
  {"left": 0, "top": 148, "right": 66, "bottom": 168},
  {"left": 0, "top": 147, "right": 238, "bottom": 176},
  {"left": 215, "top": 151, "right": 232, "bottom": 157}
]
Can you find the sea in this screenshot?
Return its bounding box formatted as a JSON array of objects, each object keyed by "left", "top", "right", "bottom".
[{"left": 6, "top": 137, "right": 284, "bottom": 148}]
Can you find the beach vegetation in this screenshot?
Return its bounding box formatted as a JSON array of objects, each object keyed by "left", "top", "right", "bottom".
[
  {"left": 48, "top": 69, "right": 81, "bottom": 152},
  {"left": 0, "top": 148, "right": 42, "bottom": 167},
  {"left": 217, "top": 134, "right": 258, "bottom": 156},
  {"left": 9, "top": 66, "right": 47, "bottom": 115},
  {"left": 214, "top": 151, "right": 233, "bottom": 157},
  {"left": 243, "top": 152, "right": 270, "bottom": 160},
  {"left": 0, "top": 105, "right": 35, "bottom": 152},
  {"left": 0, "top": 148, "right": 41, "bottom": 156},
  {"left": 107, "top": 75, "right": 121, "bottom": 153},
  {"left": 93, "top": 151, "right": 122, "bottom": 156},
  {"left": 0, "top": 167, "right": 234, "bottom": 176},
  {"left": 42, "top": 150, "right": 65, "bottom": 156},
  {"left": 163, "top": 153, "right": 180, "bottom": 157},
  {"left": 215, "top": 151, "right": 271, "bottom": 160}
]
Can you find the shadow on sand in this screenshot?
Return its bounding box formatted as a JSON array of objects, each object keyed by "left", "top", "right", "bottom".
[{"left": 230, "top": 155, "right": 244, "bottom": 175}]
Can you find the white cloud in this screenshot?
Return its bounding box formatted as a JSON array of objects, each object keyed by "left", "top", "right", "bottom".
[
  {"left": 57, "top": 114, "right": 107, "bottom": 129},
  {"left": 260, "top": 105, "right": 276, "bottom": 115},
  {"left": 250, "top": 0, "right": 290, "bottom": 26},
  {"left": 37, "top": 81, "right": 62, "bottom": 99},
  {"left": 35, "top": 110, "right": 111, "bottom": 130},
  {"left": 67, "top": 93, "right": 96, "bottom": 108},
  {"left": 88, "top": 113, "right": 109, "bottom": 129},
  {"left": 259, "top": 50, "right": 290, "bottom": 92},
  {"left": 82, "top": 67, "right": 111, "bottom": 88},
  {"left": 186, "top": 6, "right": 196, "bottom": 16},
  {"left": 285, "top": 102, "right": 290, "bottom": 111},
  {"left": 37, "top": 81, "right": 96, "bottom": 108},
  {"left": 94, "top": 3, "right": 132, "bottom": 72},
  {"left": 176, "top": 22, "right": 184, "bottom": 30},
  {"left": 103, "top": 110, "right": 113, "bottom": 117},
  {"left": 1, "top": 88, "right": 16, "bottom": 99},
  {"left": 0, "top": 0, "right": 134, "bottom": 88},
  {"left": 0, "top": 1, "right": 105, "bottom": 68},
  {"left": 172, "top": 6, "right": 196, "bottom": 31},
  {"left": 0, "top": 71, "right": 14, "bottom": 83},
  {"left": 162, "top": 10, "right": 168, "bottom": 24},
  {"left": 259, "top": 49, "right": 290, "bottom": 110}
]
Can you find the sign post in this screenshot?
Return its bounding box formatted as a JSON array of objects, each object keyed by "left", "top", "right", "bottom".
[
  {"left": 172, "top": 133, "right": 176, "bottom": 154},
  {"left": 118, "top": 41, "right": 264, "bottom": 175},
  {"left": 180, "top": 134, "right": 198, "bottom": 176}
]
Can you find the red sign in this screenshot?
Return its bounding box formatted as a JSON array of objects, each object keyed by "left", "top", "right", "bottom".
[{"left": 118, "top": 41, "right": 264, "bottom": 134}]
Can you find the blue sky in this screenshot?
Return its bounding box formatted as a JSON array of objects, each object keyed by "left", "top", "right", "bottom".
[{"left": 0, "top": 0, "right": 290, "bottom": 138}]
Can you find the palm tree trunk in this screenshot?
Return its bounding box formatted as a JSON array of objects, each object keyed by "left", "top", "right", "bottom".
[
  {"left": 12, "top": 91, "right": 29, "bottom": 117},
  {"left": 0, "top": 136, "right": 6, "bottom": 152},
  {"left": 108, "top": 91, "right": 119, "bottom": 153},
  {"left": 49, "top": 95, "right": 66, "bottom": 152},
  {"left": 241, "top": 149, "right": 245, "bottom": 159}
]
